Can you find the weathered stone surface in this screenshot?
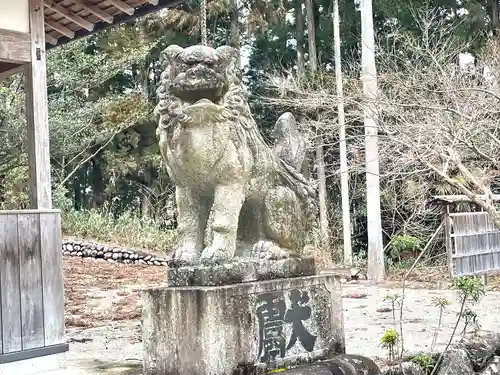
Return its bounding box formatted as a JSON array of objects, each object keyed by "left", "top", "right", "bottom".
[
  {"left": 142, "top": 274, "right": 344, "bottom": 375},
  {"left": 155, "top": 43, "right": 316, "bottom": 266},
  {"left": 382, "top": 362, "right": 426, "bottom": 375},
  {"left": 436, "top": 348, "right": 474, "bottom": 375},
  {"left": 479, "top": 356, "right": 500, "bottom": 375},
  {"left": 268, "top": 360, "right": 379, "bottom": 375},
  {"left": 256, "top": 364, "right": 333, "bottom": 375},
  {"left": 461, "top": 332, "right": 500, "bottom": 371},
  {"left": 167, "top": 257, "right": 316, "bottom": 286},
  {"left": 326, "top": 354, "right": 381, "bottom": 375}
]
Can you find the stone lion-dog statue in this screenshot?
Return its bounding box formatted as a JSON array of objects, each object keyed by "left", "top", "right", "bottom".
[{"left": 155, "top": 44, "right": 316, "bottom": 265}]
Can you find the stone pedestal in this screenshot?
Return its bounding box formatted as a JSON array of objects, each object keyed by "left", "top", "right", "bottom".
[
  {"left": 167, "top": 257, "right": 316, "bottom": 286},
  {"left": 141, "top": 273, "right": 345, "bottom": 375}
]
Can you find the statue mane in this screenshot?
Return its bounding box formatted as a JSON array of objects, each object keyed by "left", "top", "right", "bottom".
[{"left": 154, "top": 45, "right": 316, "bottom": 215}]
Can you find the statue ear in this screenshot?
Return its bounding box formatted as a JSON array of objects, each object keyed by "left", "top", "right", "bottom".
[
  {"left": 215, "top": 45, "right": 238, "bottom": 63},
  {"left": 161, "top": 45, "right": 184, "bottom": 66},
  {"left": 215, "top": 45, "right": 241, "bottom": 82}
]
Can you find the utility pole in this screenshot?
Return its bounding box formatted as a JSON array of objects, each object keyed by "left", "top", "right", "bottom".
[
  {"left": 333, "top": 0, "right": 352, "bottom": 265},
  {"left": 360, "top": 0, "right": 385, "bottom": 281}
]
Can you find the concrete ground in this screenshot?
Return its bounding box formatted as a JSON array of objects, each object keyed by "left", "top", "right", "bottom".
[{"left": 44, "top": 281, "right": 500, "bottom": 374}]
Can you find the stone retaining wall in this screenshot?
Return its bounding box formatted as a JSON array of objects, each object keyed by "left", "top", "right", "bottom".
[{"left": 62, "top": 239, "right": 168, "bottom": 266}]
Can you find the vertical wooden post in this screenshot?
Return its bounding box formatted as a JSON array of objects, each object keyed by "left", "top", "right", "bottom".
[
  {"left": 26, "top": 0, "right": 52, "bottom": 209},
  {"left": 478, "top": 274, "right": 488, "bottom": 286},
  {"left": 444, "top": 205, "right": 453, "bottom": 278}
]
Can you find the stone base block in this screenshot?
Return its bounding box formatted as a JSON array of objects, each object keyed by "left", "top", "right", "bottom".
[
  {"left": 0, "top": 352, "right": 67, "bottom": 375},
  {"left": 167, "top": 257, "right": 316, "bottom": 286},
  {"left": 142, "top": 274, "right": 345, "bottom": 375}
]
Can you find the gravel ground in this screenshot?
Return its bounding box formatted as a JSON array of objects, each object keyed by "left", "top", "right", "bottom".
[
  {"left": 58, "top": 258, "right": 500, "bottom": 373},
  {"left": 341, "top": 283, "right": 500, "bottom": 359}
]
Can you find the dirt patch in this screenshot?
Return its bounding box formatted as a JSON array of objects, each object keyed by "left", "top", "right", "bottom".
[
  {"left": 63, "top": 255, "right": 500, "bottom": 330},
  {"left": 64, "top": 257, "right": 168, "bottom": 328}
]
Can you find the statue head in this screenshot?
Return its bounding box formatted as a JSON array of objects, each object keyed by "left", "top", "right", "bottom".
[
  {"left": 272, "top": 112, "right": 299, "bottom": 139},
  {"left": 161, "top": 44, "right": 239, "bottom": 104}
]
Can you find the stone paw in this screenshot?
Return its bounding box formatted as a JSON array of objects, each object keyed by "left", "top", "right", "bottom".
[
  {"left": 168, "top": 246, "right": 199, "bottom": 267},
  {"left": 200, "top": 244, "right": 232, "bottom": 265},
  {"left": 252, "top": 240, "right": 290, "bottom": 260}
]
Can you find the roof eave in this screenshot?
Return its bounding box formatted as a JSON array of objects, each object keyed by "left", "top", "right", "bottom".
[{"left": 46, "top": 0, "right": 183, "bottom": 50}]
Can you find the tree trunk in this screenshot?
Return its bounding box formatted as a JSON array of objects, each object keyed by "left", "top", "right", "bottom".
[
  {"left": 73, "top": 173, "right": 82, "bottom": 211},
  {"left": 295, "top": 0, "right": 305, "bottom": 77},
  {"left": 361, "top": 0, "right": 385, "bottom": 281},
  {"left": 316, "top": 144, "right": 329, "bottom": 246},
  {"left": 333, "top": 0, "right": 353, "bottom": 265},
  {"left": 90, "top": 158, "right": 105, "bottom": 208},
  {"left": 305, "top": 0, "right": 318, "bottom": 73},
  {"left": 142, "top": 195, "right": 151, "bottom": 218},
  {"left": 491, "top": 0, "right": 499, "bottom": 35},
  {"left": 306, "top": 0, "right": 327, "bottom": 244},
  {"left": 141, "top": 61, "right": 149, "bottom": 101}
]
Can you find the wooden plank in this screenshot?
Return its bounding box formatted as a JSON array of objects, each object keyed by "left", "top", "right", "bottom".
[
  {"left": 0, "top": 63, "right": 24, "bottom": 82},
  {"left": 135, "top": 0, "right": 159, "bottom": 4},
  {"left": 0, "top": 214, "right": 22, "bottom": 353},
  {"left": 449, "top": 211, "right": 489, "bottom": 217},
  {"left": 0, "top": 29, "right": 31, "bottom": 64},
  {"left": 45, "top": 33, "right": 58, "bottom": 46},
  {"left": 71, "top": 0, "right": 114, "bottom": 23},
  {"left": 431, "top": 194, "right": 500, "bottom": 205},
  {"left": 0, "top": 343, "right": 69, "bottom": 364},
  {"left": 0, "top": 210, "right": 59, "bottom": 215},
  {"left": 26, "top": 0, "right": 53, "bottom": 209},
  {"left": 451, "top": 230, "right": 500, "bottom": 238},
  {"left": 106, "top": 0, "right": 135, "bottom": 15},
  {"left": 18, "top": 213, "right": 45, "bottom": 350},
  {"left": 40, "top": 212, "right": 65, "bottom": 346},
  {"left": 44, "top": 19, "right": 75, "bottom": 39},
  {"left": 445, "top": 206, "right": 454, "bottom": 277},
  {"left": 45, "top": 1, "right": 95, "bottom": 31},
  {"left": 452, "top": 249, "right": 500, "bottom": 258}
]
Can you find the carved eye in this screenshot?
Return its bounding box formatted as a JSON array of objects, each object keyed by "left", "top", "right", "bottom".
[{"left": 204, "top": 58, "right": 215, "bottom": 67}]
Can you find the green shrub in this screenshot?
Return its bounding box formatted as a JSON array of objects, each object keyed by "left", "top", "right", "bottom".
[
  {"left": 380, "top": 327, "right": 400, "bottom": 361},
  {"left": 410, "top": 353, "right": 436, "bottom": 374},
  {"left": 386, "top": 235, "right": 422, "bottom": 261}
]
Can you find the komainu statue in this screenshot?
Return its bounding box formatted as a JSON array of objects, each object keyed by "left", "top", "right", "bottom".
[{"left": 155, "top": 44, "right": 316, "bottom": 265}]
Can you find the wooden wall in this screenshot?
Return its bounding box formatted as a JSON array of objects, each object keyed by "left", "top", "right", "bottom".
[
  {"left": 449, "top": 211, "right": 500, "bottom": 276},
  {"left": 0, "top": 209, "right": 67, "bottom": 363}
]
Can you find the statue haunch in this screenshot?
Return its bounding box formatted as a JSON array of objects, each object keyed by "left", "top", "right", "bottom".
[{"left": 155, "top": 44, "right": 316, "bottom": 266}]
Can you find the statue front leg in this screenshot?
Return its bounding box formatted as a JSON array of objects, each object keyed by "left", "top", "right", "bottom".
[
  {"left": 172, "top": 186, "right": 209, "bottom": 266},
  {"left": 200, "top": 183, "right": 245, "bottom": 264}
]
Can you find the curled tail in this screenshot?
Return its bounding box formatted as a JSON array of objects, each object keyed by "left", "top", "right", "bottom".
[{"left": 272, "top": 112, "right": 317, "bottom": 223}]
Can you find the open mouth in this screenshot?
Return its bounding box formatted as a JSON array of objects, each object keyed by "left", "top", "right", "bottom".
[
  {"left": 185, "top": 98, "right": 220, "bottom": 110},
  {"left": 194, "top": 98, "right": 213, "bottom": 105}
]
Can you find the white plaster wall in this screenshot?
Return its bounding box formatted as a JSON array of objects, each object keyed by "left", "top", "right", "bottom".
[{"left": 0, "top": 0, "right": 29, "bottom": 33}]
